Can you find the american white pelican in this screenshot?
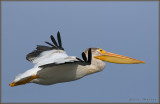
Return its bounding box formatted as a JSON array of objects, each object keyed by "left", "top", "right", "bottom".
[{"left": 9, "top": 32, "right": 145, "bottom": 87}]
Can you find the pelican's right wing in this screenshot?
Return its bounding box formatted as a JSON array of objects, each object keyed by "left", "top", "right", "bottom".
[
  {"left": 39, "top": 48, "right": 92, "bottom": 68},
  {"left": 26, "top": 32, "right": 68, "bottom": 65}
]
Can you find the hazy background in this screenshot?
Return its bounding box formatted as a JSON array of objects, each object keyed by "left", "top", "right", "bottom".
[{"left": 2, "top": 1, "right": 159, "bottom": 103}]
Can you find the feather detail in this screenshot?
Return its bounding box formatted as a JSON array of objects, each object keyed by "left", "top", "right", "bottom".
[{"left": 26, "top": 31, "right": 65, "bottom": 63}]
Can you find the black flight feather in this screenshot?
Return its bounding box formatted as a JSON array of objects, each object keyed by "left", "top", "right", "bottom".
[
  {"left": 50, "top": 35, "right": 58, "bottom": 47},
  {"left": 45, "top": 41, "right": 56, "bottom": 47},
  {"left": 87, "top": 48, "right": 92, "bottom": 64},
  {"left": 26, "top": 32, "right": 65, "bottom": 62},
  {"left": 82, "top": 52, "right": 87, "bottom": 62},
  {"left": 76, "top": 57, "right": 83, "bottom": 62},
  {"left": 57, "top": 31, "right": 62, "bottom": 48},
  {"left": 36, "top": 45, "right": 53, "bottom": 51}
]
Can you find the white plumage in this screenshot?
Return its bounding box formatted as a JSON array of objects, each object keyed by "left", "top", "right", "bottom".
[
  {"left": 33, "top": 50, "right": 68, "bottom": 66},
  {"left": 9, "top": 32, "right": 145, "bottom": 87}
]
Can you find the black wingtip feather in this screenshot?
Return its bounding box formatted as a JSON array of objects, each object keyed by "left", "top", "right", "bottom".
[
  {"left": 87, "top": 48, "right": 92, "bottom": 64},
  {"left": 57, "top": 31, "right": 60, "bottom": 34},
  {"left": 50, "top": 35, "right": 58, "bottom": 47},
  {"left": 57, "top": 32, "right": 62, "bottom": 48},
  {"left": 82, "top": 52, "right": 87, "bottom": 62},
  {"left": 45, "top": 41, "right": 56, "bottom": 48},
  {"left": 27, "top": 31, "right": 65, "bottom": 62}
]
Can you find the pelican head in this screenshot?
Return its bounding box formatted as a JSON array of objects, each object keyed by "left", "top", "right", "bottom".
[{"left": 84, "top": 48, "right": 145, "bottom": 64}]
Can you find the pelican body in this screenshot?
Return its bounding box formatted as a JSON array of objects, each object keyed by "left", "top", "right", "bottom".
[{"left": 9, "top": 32, "right": 145, "bottom": 87}]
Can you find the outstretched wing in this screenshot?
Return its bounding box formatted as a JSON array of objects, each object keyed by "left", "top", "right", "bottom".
[
  {"left": 39, "top": 48, "right": 92, "bottom": 68},
  {"left": 26, "top": 31, "right": 67, "bottom": 65},
  {"left": 33, "top": 49, "right": 92, "bottom": 85},
  {"left": 13, "top": 48, "right": 92, "bottom": 84},
  {"left": 37, "top": 48, "right": 92, "bottom": 82}
]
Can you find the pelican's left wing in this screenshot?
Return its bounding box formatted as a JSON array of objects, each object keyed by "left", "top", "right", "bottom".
[{"left": 26, "top": 32, "right": 68, "bottom": 66}]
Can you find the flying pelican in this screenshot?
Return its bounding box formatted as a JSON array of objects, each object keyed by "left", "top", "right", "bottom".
[{"left": 9, "top": 32, "right": 145, "bottom": 87}]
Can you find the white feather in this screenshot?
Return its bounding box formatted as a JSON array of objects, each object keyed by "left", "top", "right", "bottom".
[
  {"left": 33, "top": 50, "right": 68, "bottom": 66},
  {"left": 13, "top": 54, "right": 78, "bottom": 83},
  {"left": 14, "top": 67, "right": 41, "bottom": 82},
  {"left": 55, "top": 56, "right": 78, "bottom": 64}
]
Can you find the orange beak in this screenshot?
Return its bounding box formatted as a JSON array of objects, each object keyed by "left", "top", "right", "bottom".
[{"left": 94, "top": 51, "right": 145, "bottom": 64}]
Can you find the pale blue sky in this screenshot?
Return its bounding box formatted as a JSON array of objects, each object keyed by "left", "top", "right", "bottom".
[{"left": 2, "top": 1, "right": 159, "bottom": 103}]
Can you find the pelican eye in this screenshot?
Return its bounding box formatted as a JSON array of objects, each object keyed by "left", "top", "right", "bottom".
[
  {"left": 99, "top": 49, "right": 106, "bottom": 54},
  {"left": 99, "top": 49, "right": 104, "bottom": 53}
]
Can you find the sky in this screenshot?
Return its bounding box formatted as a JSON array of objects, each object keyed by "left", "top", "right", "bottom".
[{"left": 1, "top": 1, "right": 159, "bottom": 103}]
